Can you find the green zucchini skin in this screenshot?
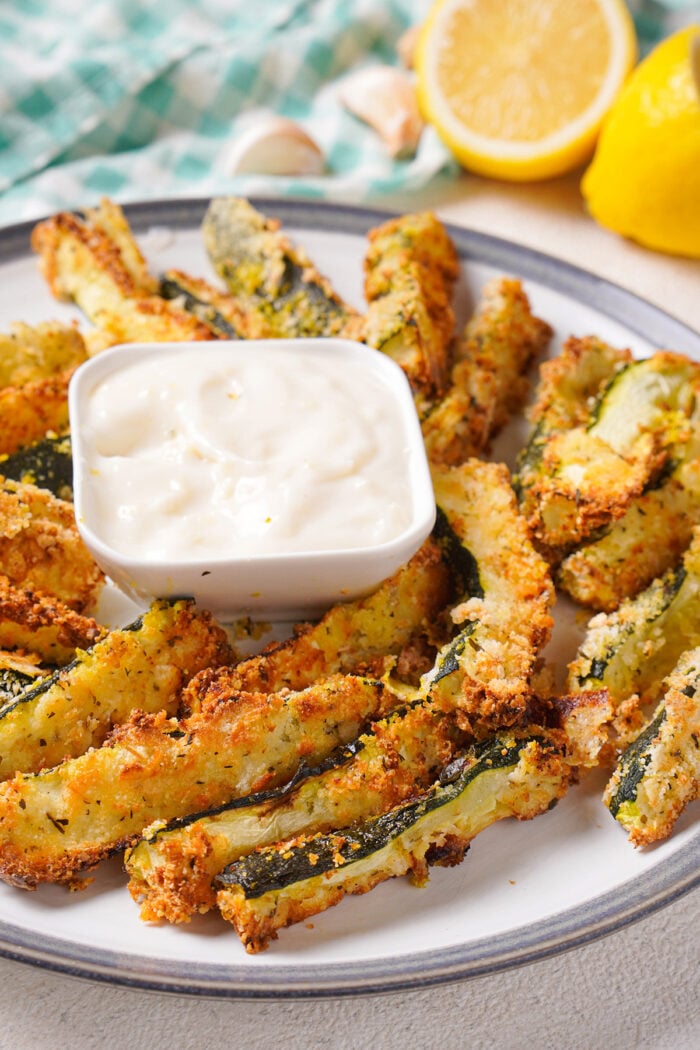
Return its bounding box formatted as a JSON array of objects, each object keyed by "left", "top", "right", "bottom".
[
  {"left": 202, "top": 197, "right": 356, "bottom": 338},
  {"left": 159, "top": 275, "right": 243, "bottom": 339},
  {"left": 0, "top": 434, "right": 73, "bottom": 500},
  {"left": 0, "top": 598, "right": 231, "bottom": 779},
  {"left": 0, "top": 668, "right": 40, "bottom": 705},
  {"left": 216, "top": 737, "right": 527, "bottom": 899},
  {"left": 567, "top": 532, "right": 700, "bottom": 708},
  {"left": 215, "top": 730, "right": 570, "bottom": 952},
  {"left": 606, "top": 707, "right": 666, "bottom": 819},
  {"left": 604, "top": 647, "right": 700, "bottom": 844},
  {"left": 431, "top": 506, "right": 483, "bottom": 600}
]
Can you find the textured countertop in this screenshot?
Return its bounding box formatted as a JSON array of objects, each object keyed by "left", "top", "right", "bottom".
[{"left": 1, "top": 171, "right": 699, "bottom": 1050}]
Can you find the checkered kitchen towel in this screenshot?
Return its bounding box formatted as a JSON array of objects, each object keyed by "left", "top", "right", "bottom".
[{"left": 0, "top": 0, "right": 457, "bottom": 226}]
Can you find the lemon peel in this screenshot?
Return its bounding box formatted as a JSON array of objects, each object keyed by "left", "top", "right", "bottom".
[{"left": 582, "top": 25, "right": 700, "bottom": 258}]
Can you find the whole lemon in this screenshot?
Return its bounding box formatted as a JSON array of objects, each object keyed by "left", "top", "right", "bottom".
[{"left": 582, "top": 25, "right": 700, "bottom": 257}]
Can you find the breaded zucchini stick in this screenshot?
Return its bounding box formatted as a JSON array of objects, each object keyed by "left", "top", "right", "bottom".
[
  {"left": 216, "top": 729, "right": 571, "bottom": 953},
  {"left": 517, "top": 351, "right": 700, "bottom": 557},
  {"left": 568, "top": 529, "right": 700, "bottom": 717},
  {"left": 559, "top": 380, "right": 700, "bottom": 610},
  {"left": 354, "top": 211, "right": 459, "bottom": 399},
  {"left": 125, "top": 458, "right": 555, "bottom": 921},
  {"left": 0, "top": 479, "right": 103, "bottom": 611},
  {"left": 0, "top": 371, "right": 72, "bottom": 457},
  {"left": 0, "top": 322, "right": 87, "bottom": 389},
  {"left": 31, "top": 200, "right": 214, "bottom": 345},
  {"left": 0, "top": 574, "right": 103, "bottom": 665},
  {"left": 604, "top": 647, "right": 700, "bottom": 845},
  {"left": 203, "top": 536, "right": 454, "bottom": 696},
  {"left": 202, "top": 197, "right": 358, "bottom": 338},
  {"left": 422, "top": 277, "right": 552, "bottom": 467},
  {"left": 0, "top": 674, "right": 391, "bottom": 886},
  {"left": 125, "top": 493, "right": 484, "bottom": 920},
  {"left": 126, "top": 698, "right": 457, "bottom": 923},
  {"left": 0, "top": 433, "right": 73, "bottom": 501},
  {"left": 0, "top": 598, "right": 230, "bottom": 779},
  {"left": 159, "top": 270, "right": 246, "bottom": 339},
  {"left": 426, "top": 460, "right": 554, "bottom": 732},
  {"left": 0, "top": 650, "right": 45, "bottom": 704}
]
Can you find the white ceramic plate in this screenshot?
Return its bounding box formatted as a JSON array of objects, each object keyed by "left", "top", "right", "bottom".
[{"left": 0, "top": 198, "right": 698, "bottom": 998}]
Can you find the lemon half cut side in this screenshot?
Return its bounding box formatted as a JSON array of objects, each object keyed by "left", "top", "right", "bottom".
[
  {"left": 582, "top": 25, "right": 700, "bottom": 258},
  {"left": 415, "top": 0, "right": 638, "bottom": 181}
]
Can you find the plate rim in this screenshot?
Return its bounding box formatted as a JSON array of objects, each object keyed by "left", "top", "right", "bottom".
[{"left": 0, "top": 195, "right": 698, "bottom": 999}]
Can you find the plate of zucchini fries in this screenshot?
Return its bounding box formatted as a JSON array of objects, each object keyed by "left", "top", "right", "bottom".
[{"left": 0, "top": 195, "right": 697, "bottom": 997}]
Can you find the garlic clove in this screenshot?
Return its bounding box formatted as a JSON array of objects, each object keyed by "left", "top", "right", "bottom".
[
  {"left": 397, "top": 24, "right": 422, "bottom": 70},
  {"left": 223, "top": 116, "right": 325, "bottom": 177},
  {"left": 338, "top": 65, "right": 424, "bottom": 159}
]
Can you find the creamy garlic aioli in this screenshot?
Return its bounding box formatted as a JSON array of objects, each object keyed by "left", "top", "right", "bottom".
[{"left": 81, "top": 344, "right": 416, "bottom": 561}]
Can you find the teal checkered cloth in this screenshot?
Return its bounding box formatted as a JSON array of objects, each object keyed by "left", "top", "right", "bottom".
[{"left": 0, "top": 0, "right": 457, "bottom": 225}]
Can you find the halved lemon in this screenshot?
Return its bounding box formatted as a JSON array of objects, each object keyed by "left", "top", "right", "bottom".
[{"left": 415, "top": 0, "right": 637, "bottom": 181}]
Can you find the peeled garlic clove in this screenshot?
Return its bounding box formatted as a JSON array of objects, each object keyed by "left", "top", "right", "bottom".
[
  {"left": 338, "top": 65, "right": 424, "bottom": 159},
  {"left": 224, "top": 116, "right": 325, "bottom": 176}
]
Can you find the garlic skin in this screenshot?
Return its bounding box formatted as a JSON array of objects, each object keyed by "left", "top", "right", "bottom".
[
  {"left": 397, "top": 24, "right": 421, "bottom": 70},
  {"left": 223, "top": 116, "right": 325, "bottom": 177},
  {"left": 338, "top": 65, "right": 424, "bottom": 159}
]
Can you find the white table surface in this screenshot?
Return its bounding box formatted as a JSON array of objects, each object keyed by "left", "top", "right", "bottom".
[{"left": 1, "top": 171, "right": 699, "bottom": 1050}]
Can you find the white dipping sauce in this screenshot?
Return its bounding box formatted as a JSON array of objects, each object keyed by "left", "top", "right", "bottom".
[{"left": 81, "top": 343, "right": 417, "bottom": 561}]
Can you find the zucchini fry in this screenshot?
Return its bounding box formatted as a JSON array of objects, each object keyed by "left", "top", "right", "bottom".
[
  {"left": 202, "top": 197, "right": 358, "bottom": 339},
  {"left": 568, "top": 529, "right": 700, "bottom": 713},
  {"left": 0, "top": 479, "right": 103, "bottom": 611},
  {"left": 604, "top": 648, "right": 700, "bottom": 845},
  {"left": 355, "top": 211, "right": 459, "bottom": 398},
  {"left": 559, "top": 378, "right": 700, "bottom": 610},
  {"left": 0, "top": 433, "right": 73, "bottom": 501},
  {"left": 0, "top": 598, "right": 230, "bottom": 780},
  {"left": 205, "top": 536, "right": 454, "bottom": 697},
  {"left": 517, "top": 351, "right": 700, "bottom": 556},
  {"left": 0, "top": 574, "right": 103, "bottom": 665},
  {"left": 0, "top": 371, "right": 72, "bottom": 457},
  {"left": 0, "top": 322, "right": 87, "bottom": 390},
  {"left": 31, "top": 201, "right": 214, "bottom": 345},
  {"left": 160, "top": 270, "right": 246, "bottom": 339},
  {"left": 426, "top": 460, "right": 554, "bottom": 731},
  {"left": 0, "top": 674, "right": 391, "bottom": 886},
  {"left": 422, "top": 278, "right": 552, "bottom": 467},
  {"left": 215, "top": 729, "right": 571, "bottom": 953},
  {"left": 125, "top": 494, "right": 485, "bottom": 921},
  {"left": 559, "top": 458, "right": 700, "bottom": 611},
  {"left": 0, "top": 650, "right": 45, "bottom": 703},
  {"left": 124, "top": 458, "right": 555, "bottom": 922},
  {"left": 126, "top": 698, "right": 457, "bottom": 923}
]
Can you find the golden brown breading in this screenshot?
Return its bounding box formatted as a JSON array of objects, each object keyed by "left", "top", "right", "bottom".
[
  {"left": 0, "top": 598, "right": 231, "bottom": 781},
  {"left": 215, "top": 732, "right": 571, "bottom": 953},
  {"left": 604, "top": 647, "right": 700, "bottom": 845},
  {"left": 0, "top": 478, "right": 103, "bottom": 611},
  {"left": 559, "top": 457, "right": 700, "bottom": 611},
  {"left": 421, "top": 277, "right": 552, "bottom": 467},
  {"left": 353, "top": 211, "right": 460, "bottom": 399},
  {"left": 527, "top": 335, "right": 632, "bottom": 432},
  {"left": 427, "top": 460, "right": 555, "bottom": 733},
  {"left": 0, "top": 370, "right": 72, "bottom": 457},
  {"left": 0, "top": 322, "right": 87, "bottom": 390},
  {"left": 206, "top": 537, "right": 453, "bottom": 696},
  {"left": 202, "top": 197, "right": 359, "bottom": 339},
  {"left": 126, "top": 699, "right": 457, "bottom": 924},
  {"left": 31, "top": 203, "right": 214, "bottom": 345},
  {"left": 0, "top": 574, "right": 104, "bottom": 665},
  {"left": 0, "top": 674, "right": 392, "bottom": 886}
]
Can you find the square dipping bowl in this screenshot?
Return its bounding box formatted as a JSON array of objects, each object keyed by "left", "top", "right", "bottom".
[{"left": 69, "top": 338, "right": 436, "bottom": 621}]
